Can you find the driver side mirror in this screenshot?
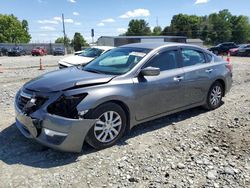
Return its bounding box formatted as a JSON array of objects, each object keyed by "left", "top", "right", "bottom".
[{"left": 140, "top": 67, "right": 160, "bottom": 76}]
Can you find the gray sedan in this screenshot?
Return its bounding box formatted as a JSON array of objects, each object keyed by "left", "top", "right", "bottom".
[{"left": 15, "top": 43, "right": 233, "bottom": 152}]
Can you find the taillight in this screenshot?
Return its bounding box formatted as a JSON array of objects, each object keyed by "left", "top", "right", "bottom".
[{"left": 226, "top": 62, "right": 233, "bottom": 72}]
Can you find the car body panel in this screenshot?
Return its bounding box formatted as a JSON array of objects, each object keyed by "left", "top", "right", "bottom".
[
  {"left": 132, "top": 68, "right": 185, "bottom": 120},
  {"left": 24, "top": 66, "right": 115, "bottom": 92}
]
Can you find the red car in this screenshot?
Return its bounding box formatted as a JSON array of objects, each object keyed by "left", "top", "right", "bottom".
[
  {"left": 31, "top": 47, "right": 47, "bottom": 56},
  {"left": 229, "top": 44, "right": 250, "bottom": 56}
]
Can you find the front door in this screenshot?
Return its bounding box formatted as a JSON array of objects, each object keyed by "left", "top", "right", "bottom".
[{"left": 133, "top": 48, "right": 186, "bottom": 121}]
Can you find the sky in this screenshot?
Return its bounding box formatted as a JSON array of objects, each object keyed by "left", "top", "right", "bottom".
[{"left": 0, "top": 0, "right": 250, "bottom": 43}]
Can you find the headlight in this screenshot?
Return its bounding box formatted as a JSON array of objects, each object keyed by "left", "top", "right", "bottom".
[{"left": 47, "top": 93, "right": 87, "bottom": 119}]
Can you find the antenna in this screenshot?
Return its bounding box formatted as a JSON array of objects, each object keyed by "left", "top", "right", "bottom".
[{"left": 156, "top": 16, "right": 159, "bottom": 27}]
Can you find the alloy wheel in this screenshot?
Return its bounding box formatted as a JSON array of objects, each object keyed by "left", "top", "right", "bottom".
[
  {"left": 94, "top": 111, "right": 122, "bottom": 143},
  {"left": 210, "top": 85, "right": 222, "bottom": 107}
]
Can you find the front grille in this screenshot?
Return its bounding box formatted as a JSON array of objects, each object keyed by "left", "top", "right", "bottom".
[
  {"left": 17, "top": 95, "right": 31, "bottom": 110},
  {"left": 17, "top": 91, "right": 47, "bottom": 114}
]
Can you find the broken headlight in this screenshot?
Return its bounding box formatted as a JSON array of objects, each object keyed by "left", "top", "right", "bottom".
[{"left": 47, "top": 93, "right": 87, "bottom": 119}]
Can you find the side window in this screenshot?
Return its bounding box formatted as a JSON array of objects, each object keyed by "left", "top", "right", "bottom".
[
  {"left": 181, "top": 49, "right": 206, "bottom": 67},
  {"left": 214, "top": 55, "right": 223, "bottom": 62},
  {"left": 145, "top": 50, "right": 178, "bottom": 71}
]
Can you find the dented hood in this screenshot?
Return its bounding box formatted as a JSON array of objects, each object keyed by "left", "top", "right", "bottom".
[{"left": 24, "top": 67, "right": 115, "bottom": 92}]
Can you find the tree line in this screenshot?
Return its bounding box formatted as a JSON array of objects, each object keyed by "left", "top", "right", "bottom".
[
  {"left": 125, "top": 9, "right": 250, "bottom": 45},
  {"left": 1, "top": 9, "right": 250, "bottom": 47}
]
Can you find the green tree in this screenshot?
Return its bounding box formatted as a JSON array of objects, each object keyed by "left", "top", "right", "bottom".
[
  {"left": 22, "top": 20, "right": 29, "bottom": 32},
  {"left": 152, "top": 26, "right": 162, "bottom": 36},
  {"left": 55, "top": 36, "right": 70, "bottom": 45},
  {"left": 230, "top": 15, "right": 250, "bottom": 44},
  {"left": 125, "top": 19, "right": 151, "bottom": 36},
  {"left": 205, "top": 10, "right": 232, "bottom": 44},
  {"left": 162, "top": 14, "right": 202, "bottom": 38},
  {"left": 72, "top": 32, "right": 88, "bottom": 51},
  {"left": 161, "top": 9, "right": 250, "bottom": 44},
  {"left": 0, "top": 14, "right": 31, "bottom": 43}
]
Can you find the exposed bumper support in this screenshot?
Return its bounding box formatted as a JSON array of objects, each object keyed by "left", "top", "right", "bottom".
[{"left": 15, "top": 104, "right": 96, "bottom": 153}]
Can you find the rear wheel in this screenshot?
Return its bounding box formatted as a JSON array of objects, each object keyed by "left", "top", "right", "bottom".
[
  {"left": 85, "top": 103, "right": 127, "bottom": 149},
  {"left": 205, "top": 81, "right": 223, "bottom": 110}
]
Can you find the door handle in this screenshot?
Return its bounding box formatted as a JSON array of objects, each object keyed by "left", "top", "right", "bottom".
[
  {"left": 173, "top": 76, "right": 184, "bottom": 82},
  {"left": 205, "top": 69, "right": 213, "bottom": 73}
]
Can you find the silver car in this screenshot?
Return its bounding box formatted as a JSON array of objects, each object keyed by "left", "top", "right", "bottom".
[{"left": 15, "top": 43, "right": 233, "bottom": 152}]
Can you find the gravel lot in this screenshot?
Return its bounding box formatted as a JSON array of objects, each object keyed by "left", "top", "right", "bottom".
[{"left": 0, "top": 55, "right": 249, "bottom": 188}]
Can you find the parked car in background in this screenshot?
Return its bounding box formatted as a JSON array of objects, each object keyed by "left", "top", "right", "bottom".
[
  {"left": 31, "top": 46, "right": 47, "bottom": 56},
  {"left": 74, "top": 47, "right": 89, "bottom": 55},
  {"left": 208, "top": 42, "right": 238, "bottom": 55},
  {"left": 53, "top": 47, "right": 65, "bottom": 56},
  {"left": 15, "top": 43, "right": 232, "bottom": 152},
  {"left": 0, "top": 46, "right": 8, "bottom": 56},
  {"left": 58, "top": 46, "right": 113, "bottom": 69},
  {"left": 229, "top": 44, "right": 244, "bottom": 56},
  {"left": 8, "top": 46, "right": 26, "bottom": 56},
  {"left": 236, "top": 44, "right": 250, "bottom": 57}
]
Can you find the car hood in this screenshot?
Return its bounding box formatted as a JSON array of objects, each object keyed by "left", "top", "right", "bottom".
[
  {"left": 24, "top": 67, "right": 115, "bottom": 92},
  {"left": 59, "top": 55, "right": 94, "bottom": 65}
]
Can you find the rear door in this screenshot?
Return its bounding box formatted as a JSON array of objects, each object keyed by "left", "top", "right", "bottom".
[
  {"left": 133, "top": 47, "right": 186, "bottom": 121},
  {"left": 180, "top": 47, "right": 214, "bottom": 106}
]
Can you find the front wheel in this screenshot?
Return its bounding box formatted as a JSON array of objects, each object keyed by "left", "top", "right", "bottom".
[
  {"left": 205, "top": 81, "right": 223, "bottom": 110},
  {"left": 85, "top": 103, "right": 127, "bottom": 150}
]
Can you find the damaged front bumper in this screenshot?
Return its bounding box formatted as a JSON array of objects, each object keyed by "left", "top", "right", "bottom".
[{"left": 15, "top": 103, "right": 96, "bottom": 153}]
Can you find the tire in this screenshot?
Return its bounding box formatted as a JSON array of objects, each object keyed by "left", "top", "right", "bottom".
[
  {"left": 85, "top": 102, "right": 127, "bottom": 150},
  {"left": 204, "top": 81, "right": 224, "bottom": 110}
]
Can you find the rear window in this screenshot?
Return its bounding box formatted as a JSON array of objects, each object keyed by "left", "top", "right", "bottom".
[
  {"left": 181, "top": 49, "right": 206, "bottom": 67},
  {"left": 206, "top": 53, "right": 213, "bottom": 62}
]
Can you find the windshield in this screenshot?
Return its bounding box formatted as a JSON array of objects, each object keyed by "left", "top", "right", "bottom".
[
  {"left": 79, "top": 48, "right": 104, "bottom": 58},
  {"left": 83, "top": 47, "right": 150, "bottom": 75}
]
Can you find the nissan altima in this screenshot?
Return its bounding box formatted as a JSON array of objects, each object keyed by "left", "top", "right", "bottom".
[{"left": 15, "top": 43, "right": 233, "bottom": 152}]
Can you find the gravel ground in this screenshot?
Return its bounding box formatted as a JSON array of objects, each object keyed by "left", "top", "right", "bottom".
[{"left": 0, "top": 56, "right": 249, "bottom": 188}]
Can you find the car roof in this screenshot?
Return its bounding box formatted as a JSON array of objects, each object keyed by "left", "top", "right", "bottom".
[{"left": 119, "top": 42, "right": 201, "bottom": 50}]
